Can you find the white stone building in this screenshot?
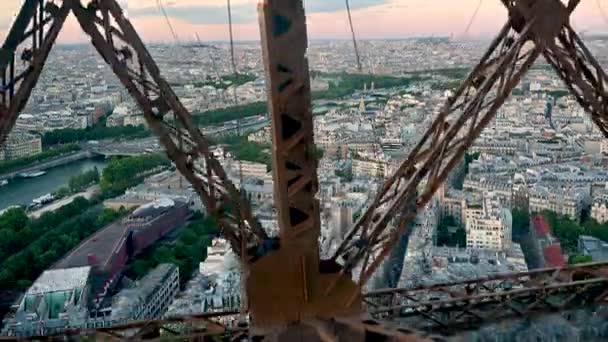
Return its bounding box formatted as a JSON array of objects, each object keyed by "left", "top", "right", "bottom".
[
  {"left": 465, "top": 192, "right": 513, "bottom": 251},
  {"left": 591, "top": 193, "right": 608, "bottom": 224}
]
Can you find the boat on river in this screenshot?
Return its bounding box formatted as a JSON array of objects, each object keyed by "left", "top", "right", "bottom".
[
  {"left": 0, "top": 180, "right": 7, "bottom": 187},
  {"left": 17, "top": 171, "right": 46, "bottom": 178},
  {"left": 32, "top": 193, "right": 55, "bottom": 206}
]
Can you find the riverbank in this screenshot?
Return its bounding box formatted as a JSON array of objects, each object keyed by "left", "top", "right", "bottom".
[
  {"left": 28, "top": 186, "right": 101, "bottom": 219},
  {"left": 0, "top": 150, "right": 93, "bottom": 181},
  {"left": 0, "top": 158, "right": 108, "bottom": 211}
]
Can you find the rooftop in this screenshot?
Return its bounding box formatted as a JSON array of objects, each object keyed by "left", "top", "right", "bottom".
[
  {"left": 532, "top": 215, "right": 551, "bottom": 238},
  {"left": 543, "top": 244, "right": 566, "bottom": 267},
  {"left": 53, "top": 221, "right": 127, "bottom": 270},
  {"left": 131, "top": 198, "right": 176, "bottom": 218},
  {"left": 26, "top": 266, "right": 92, "bottom": 296},
  {"left": 112, "top": 263, "right": 178, "bottom": 320}
]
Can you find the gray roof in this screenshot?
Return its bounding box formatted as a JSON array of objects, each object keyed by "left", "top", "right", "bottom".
[{"left": 112, "top": 263, "right": 177, "bottom": 320}]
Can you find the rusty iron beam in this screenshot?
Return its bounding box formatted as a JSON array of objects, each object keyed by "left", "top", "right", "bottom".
[
  {"left": 66, "top": 0, "right": 267, "bottom": 256},
  {"left": 7, "top": 314, "right": 444, "bottom": 342},
  {"left": 1, "top": 310, "right": 243, "bottom": 340},
  {"left": 260, "top": 0, "right": 321, "bottom": 251},
  {"left": 255, "top": 0, "right": 322, "bottom": 321},
  {"left": 363, "top": 262, "right": 608, "bottom": 334},
  {"left": 0, "top": 1, "right": 69, "bottom": 144},
  {"left": 542, "top": 24, "right": 608, "bottom": 137},
  {"left": 329, "top": 11, "right": 545, "bottom": 288},
  {"left": 328, "top": 0, "right": 600, "bottom": 294}
]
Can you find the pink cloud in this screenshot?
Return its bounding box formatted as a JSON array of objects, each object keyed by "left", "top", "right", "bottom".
[{"left": 2, "top": 1, "right": 607, "bottom": 44}]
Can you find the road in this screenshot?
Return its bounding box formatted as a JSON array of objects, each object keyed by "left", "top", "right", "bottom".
[{"left": 28, "top": 186, "right": 100, "bottom": 219}]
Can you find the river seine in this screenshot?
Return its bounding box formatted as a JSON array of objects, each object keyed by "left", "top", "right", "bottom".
[{"left": 0, "top": 158, "right": 108, "bottom": 211}]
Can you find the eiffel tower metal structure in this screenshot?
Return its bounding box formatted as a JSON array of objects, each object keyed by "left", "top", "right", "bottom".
[{"left": 1, "top": 0, "right": 608, "bottom": 340}]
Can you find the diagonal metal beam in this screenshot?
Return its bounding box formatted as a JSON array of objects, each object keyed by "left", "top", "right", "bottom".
[
  {"left": 67, "top": 0, "right": 267, "bottom": 255},
  {"left": 543, "top": 25, "right": 608, "bottom": 136},
  {"left": 364, "top": 262, "right": 608, "bottom": 334},
  {"left": 0, "top": 1, "right": 69, "bottom": 144},
  {"left": 330, "top": 11, "right": 546, "bottom": 290},
  {"left": 329, "top": 0, "right": 608, "bottom": 297}
]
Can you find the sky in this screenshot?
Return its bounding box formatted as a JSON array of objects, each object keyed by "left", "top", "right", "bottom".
[{"left": 0, "top": 0, "right": 607, "bottom": 44}]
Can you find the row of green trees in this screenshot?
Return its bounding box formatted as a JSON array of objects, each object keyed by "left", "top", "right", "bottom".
[
  {"left": 190, "top": 73, "right": 257, "bottom": 90},
  {"left": 0, "top": 196, "right": 106, "bottom": 268},
  {"left": 0, "top": 153, "right": 173, "bottom": 289},
  {"left": 436, "top": 215, "right": 466, "bottom": 248},
  {"left": 311, "top": 72, "right": 425, "bottom": 100},
  {"left": 216, "top": 135, "right": 272, "bottom": 169},
  {"left": 192, "top": 102, "right": 267, "bottom": 127},
  {"left": 0, "top": 202, "right": 127, "bottom": 290},
  {"left": 513, "top": 209, "right": 607, "bottom": 264},
  {"left": 541, "top": 210, "right": 608, "bottom": 253},
  {"left": 42, "top": 124, "right": 150, "bottom": 146},
  {"left": 0, "top": 144, "right": 81, "bottom": 175},
  {"left": 127, "top": 215, "right": 219, "bottom": 287},
  {"left": 52, "top": 167, "right": 102, "bottom": 200},
  {"left": 100, "top": 154, "right": 170, "bottom": 195},
  {"left": 69, "top": 167, "right": 100, "bottom": 193}
]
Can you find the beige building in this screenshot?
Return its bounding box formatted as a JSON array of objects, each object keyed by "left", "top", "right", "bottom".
[
  {"left": 231, "top": 161, "right": 268, "bottom": 179},
  {"left": 591, "top": 194, "right": 608, "bottom": 224},
  {"left": 529, "top": 185, "right": 589, "bottom": 221},
  {"left": 465, "top": 192, "right": 512, "bottom": 251},
  {"left": 352, "top": 158, "right": 388, "bottom": 179},
  {"left": 0, "top": 131, "right": 42, "bottom": 161}
]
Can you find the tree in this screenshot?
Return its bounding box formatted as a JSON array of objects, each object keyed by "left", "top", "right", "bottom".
[
  {"left": 569, "top": 254, "right": 592, "bottom": 265},
  {"left": 54, "top": 187, "right": 71, "bottom": 199},
  {"left": 512, "top": 209, "right": 530, "bottom": 241},
  {"left": 125, "top": 217, "right": 219, "bottom": 287},
  {"left": 0, "top": 205, "right": 126, "bottom": 290},
  {"left": 436, "top": 215, "right": 466, "bottom": 248},
  {"left": 100, "top": 154, "right": 170, "bottom": 194},
  {"left": 0, "top": 207, "right": 29, "bottom": 232},
  {"left": 0, "top": 144, "right": 80, "bottom": 174},
  {"left": 315, "top": 147, "right": 325, "bottom": 160},
  {"left": 541, "top": 211, "right": 585, "bottom": 253}
]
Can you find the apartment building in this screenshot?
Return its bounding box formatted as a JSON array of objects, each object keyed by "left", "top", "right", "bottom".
[{"left": 465, "top": 192, "right": 513, "bottom": 251}]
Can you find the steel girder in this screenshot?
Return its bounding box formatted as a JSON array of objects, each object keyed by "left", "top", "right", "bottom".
[
  {"left": 329, "top": 0, "right": 608, "bottom": 292},
  {"left": 363, "top": 262, "right": 608, "bottom": 334},
  {"left": 0, "top": 0, "right": 69, "bottom": 144},
  {"left": 330, "top": 7, "right": 545, "bottom": 288},
  {"left": 69, "top": 0, "right": 269, "bottom": 255},
  {"left": 0, "top": 310, "right": 244, "bottom": 341},
  {"left": 1, "top": 312, "right": 445, "bottom": 342},
  {"left": 0, "top": 0, "right": 267, "bottom": 255}
]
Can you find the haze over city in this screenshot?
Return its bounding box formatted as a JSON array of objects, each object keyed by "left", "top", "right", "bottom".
[{"left": 1, "top": 0, "right": 608, "bottom": 42}]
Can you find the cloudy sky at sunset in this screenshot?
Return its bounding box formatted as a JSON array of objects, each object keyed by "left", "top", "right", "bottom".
[{"left": 1, "top": 0, "right": 607, "bottom": 43}]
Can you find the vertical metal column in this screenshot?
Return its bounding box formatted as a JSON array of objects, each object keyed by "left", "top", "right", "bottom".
[
  {"left": 251, "top": 0, "right": 323, "bottom": 327},
  {"left": 260, "top": 0, "right": 320, "bottom": 240},
  {"left": 259, "top": 0, "right": 320, "bottom": 277}
]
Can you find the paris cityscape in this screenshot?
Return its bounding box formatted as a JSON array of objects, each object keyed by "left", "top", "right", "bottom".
[{"left": 2, "top": 1, "right": 608, "bottom": 341}]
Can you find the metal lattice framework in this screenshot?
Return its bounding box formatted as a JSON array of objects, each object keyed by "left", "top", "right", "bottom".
[
  {"left": 0, "top": 0, "right": 269, "bottom": 256},
  {"left": 328, "top": 0, "right": 608, "bottom": 295},
  {"left": 0, "top": 311, "right": 245, "bottom": 341},
  {"left": 1, "top": 0, "right": 608, "bottom": 340},
  {"left": 364, "top": 262, "right": 608, "bottom": 334}
]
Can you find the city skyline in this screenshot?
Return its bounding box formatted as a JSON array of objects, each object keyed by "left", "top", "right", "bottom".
[{"left": 1, "top": 0, "right": 608, "bottom": 43}]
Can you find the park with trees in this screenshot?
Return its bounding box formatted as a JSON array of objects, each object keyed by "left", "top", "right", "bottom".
[
  {"left": 126, "top": 214, "right": 219, "bottom": 287},
  {"left": 0, "top": 153, "right": 172, "bottom": 290}
]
